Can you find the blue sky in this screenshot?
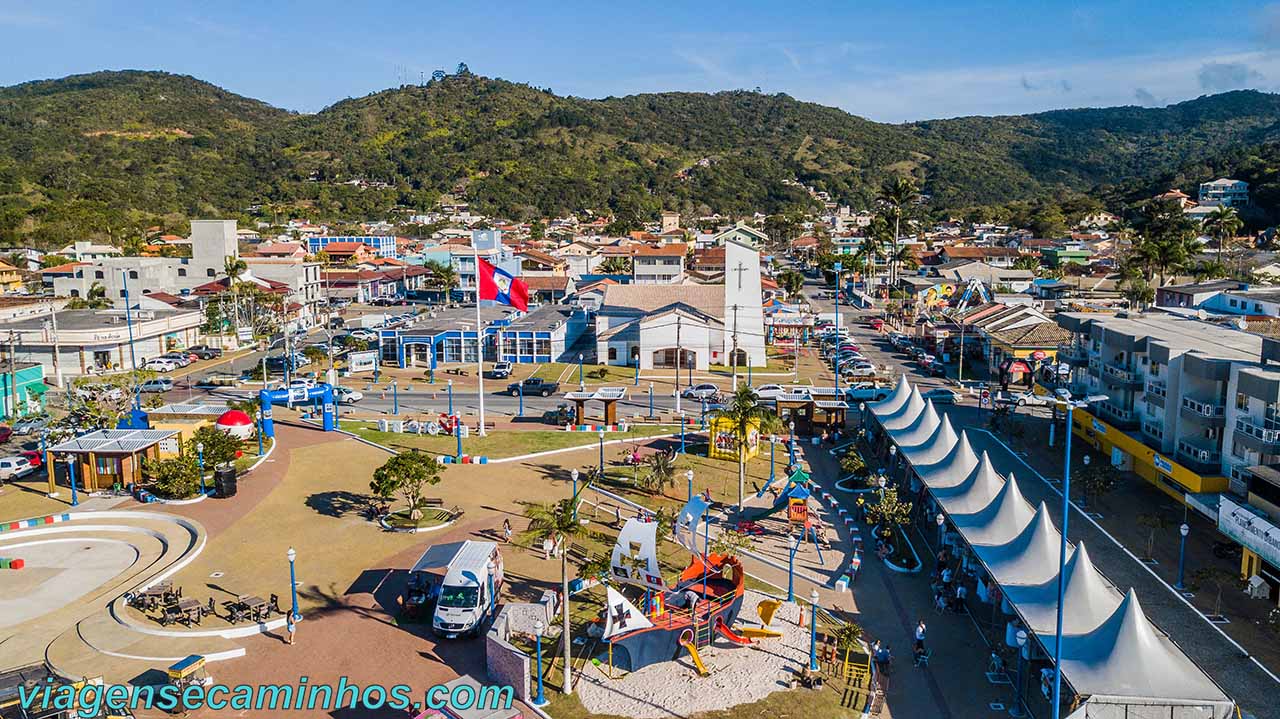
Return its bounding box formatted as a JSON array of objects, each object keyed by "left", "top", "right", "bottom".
[{"left": 1, "top": 1, "right": 1278, "bottom": 122}]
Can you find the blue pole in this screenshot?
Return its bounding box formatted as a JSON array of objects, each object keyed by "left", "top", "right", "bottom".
[
  {"left": 598, "top": 433, "right": 605, "bottom": 475},
  {"left": 1052, "top": 406, "right": 1073, "bottom": 719},
  {"left": 702, "top": 514, "right": 710, "bottom": 599},
  {"left": 257, "top": 414, "right": 264, "bottom": 456},
  {"left": 700, "top": 398, "right": 706, "bottom": 430},
  {"left": 392, "top": 381, "right": 399, "bottom": 416},
  {"left": 1176, "top": 526, "right": 1189, "bottom": 590},
  {"left": 121, "top": 271, "right": 140, "bottom": 409},
  {"left": 68, "top": 456, "right": 78, "bottom": 507},
  {"left": 288, "top": 550, "right": 299, "bottom": 621},
  {"left": 197, "top": 447, "right": 205, "bottom": 496},
  {"left": 447, "top": 381, "right": 454, "bottom": 415},
  {"left": 787, "top": 537, "right": 797, "bottom": 602},
  {"left": 680, "top": 417, "right": 686, "bottom": 454},
  {"left": 687, "top": 473, "right": 693, "bottom": 502},
  {"left": 809, "top": 593, "right": 820, "bottom": 671},
  {"left": 455, "top": 417, "right": 462, "bottom": 461},
  {"left": 533, "top": 631, "right": 547, "bottom": 706},
  {"left": 648, "top": 384, "right": 654, "bottom": 419},
  {"left": 634, "top": 362, "right": 639, "bottom": 386},
  {"left": 769, "top": 438, "right": 776, "bottom": 483},
  {"left": 518, "top": 382, "right": 524, "bottom": 417},
  {"left": 833, "top": 262, "right": 842, "bottom": 398},
  {"left": 748, "top": 363, "right": 752, "bottom": 386},
  {"left": 578, "top": 356, "right": 584, "bottom": 386}
]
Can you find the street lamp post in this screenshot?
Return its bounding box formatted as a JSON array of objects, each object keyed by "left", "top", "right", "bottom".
[
  {"left": 1176, "top": 522, "right": 1190, "bottom": 590},
  {"left": 788, "top": 421, "right": 796, "bottom": 466},
  {"left": 598, "top": 430, "right": 605, "bottom": 476},
  {"left": 1051, "top": 394, "right": 1106, "bottom": 719},
  {"left": 787, "top": 534, "right": 798, "bottom": 602},
  {"left": 648, "top": 382, "right": 654, "bottom": 419},
  {"left": 447, "top": 379, "right": 454, "bottom": 416},
  {"left": 679, "top": 411, "right": 686, "bottom": 454},
  {"left": 196, "top": 442, "right": 205, "bottom": 496},
  {"left": 769, "top": 434, "right": 776, "bottom": 484},
  {"left": 392, "top": 380, "right": 399, "bottom": 416},
  {"left": 878, "top": 474, "right": 887, "bottom": 499},
  {"left": 700, "top": 397, "right": 706, "bottom": 430},
  {"left": 889, "top": 445, "right": 897, "bottom": 482},
  {"left": 571, "top": 468, "right": 579, "bottom": 513},
  {"left": 578, "top": 353, "right": 584, "bottom": 389},
  {"left": 859, "top": 402, "right": 866, "bottom": 434},
  {"left": 532, "top": 620, "right": 547, "bottom": 706},
  {"left": 1079, "top": 454, "right": 1091, "bottom": 507},
  {"left": 1012, "top": 629, "right": 1028, "bottom": 718},
  {"left": 517, "top": 381, "right": 524, "bottom": 418},
  {"left": 454, "top": 415, "right": 462, "bottom": 461},
  {"left": 935, "top": 512, "right": 945, "bottom": 547},
  {"left": 67, "top": 455, "right": 78, "bottom": 507},
  {"left": 287, "top": 547, "right": 300, "bottom": 621},
  {"left": 809, "top": 588, "right": 821, "bottom": 671},
  {"left": 833, "top": 262, "right": 842, "bottom": 397},
  {"left": 256, "top": 410, "right": 264, "bottom": 456},
  {"left": 686, "top": 469, "right": 694, "bottom": 503}
]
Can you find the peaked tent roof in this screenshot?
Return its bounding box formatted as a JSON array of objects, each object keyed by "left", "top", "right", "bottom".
[
  {"left": 914, "top": 432, "right": 980, "bottom": 489},
  {"left": 1003, "top": 543, "right": 1122, "bottom": 637},
  {"left": 868, "top": 376, "right": 911, "bottom": 417},
  {"left": 889, "top": 401, "right": 941, "bottom": 450},
  {"left": 901, "top": 415, "right": 958, "bottom": 467},
  {"left": 1056, "top": 590, "right": 1231, "bottom": 713},
  {"left": 934, "top": 452, "right": 1005, "bottom": 514},
  {"left": 879, "top": 386, "right": 926, "bottom": 432},
  {"left": 951, "top": 472, "right": 1037, "bottom": 546},
  {"left": 973, "top": 502, "right": 1067, "bottom": 586}
]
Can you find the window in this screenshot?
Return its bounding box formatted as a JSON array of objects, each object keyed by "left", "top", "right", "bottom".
[
  {"left": 608, "top": 347, "right": 617, "bottom": 361},
  {"left": 128, "top": 270, "right": 138, "bottom": 279},
  {"left": 207, "top": 268, "right": 216, "bottom": 277},
  {"left": 1257, "top": 303, "right": 1264, "bottom": 312},
  {"left": 95, "top": 271, "right": 104, "bottom": 279},
  {"left": 1238, "top": 393, "right": 1249, "bottom": 411},
  {"left": 1230, "top": 299, "right": 1238, "bottom": 307},
  {"left": 69, "top": 289, "right": 80, "bottom": 298},
  {"left": 119, "top": 290, "right": 126, "bottom": 298},
  {"left": 178, "top": 268, "right": 186, "bottom": 277}
]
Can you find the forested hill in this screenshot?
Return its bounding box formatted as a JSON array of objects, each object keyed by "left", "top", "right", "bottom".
[{"left": 2, "top": 70, "right": 1280, "bottom": 248}]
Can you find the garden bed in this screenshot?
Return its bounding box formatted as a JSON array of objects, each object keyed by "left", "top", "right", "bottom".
[{"left": 381, "top": 507, "right": 456, "bottom": 531}]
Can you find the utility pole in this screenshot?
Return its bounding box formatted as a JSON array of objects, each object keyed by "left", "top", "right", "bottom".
[
  {"left": 957, "top": 320, "right": 966, "bottom": 382},
  {"left": 675, "top": 315, "right": 683, "bottom": 414},
  {"left": 47, "top": 308, "right": 63, "bottom": 388},
  {"left": 731, "top": 304, "right": 740, "bottom": 388}
]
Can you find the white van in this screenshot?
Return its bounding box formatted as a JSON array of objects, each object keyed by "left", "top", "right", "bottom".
[{"left": 431, "top": 541, "right": 504, "bottom": 639}]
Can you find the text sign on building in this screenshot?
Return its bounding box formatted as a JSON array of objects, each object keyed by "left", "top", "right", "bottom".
[
  {"left": 1219, "top": 496, "right": 1280, "bottom": 569},
  {"left": 1152, "top": 454, "right": 1173, "bottom": 474},
  {"left": 1090, "top": 418, "right": 1107, "bottom": 435},
  {"left": 347, "top": 350, "right": 378, "bottom": 373}
]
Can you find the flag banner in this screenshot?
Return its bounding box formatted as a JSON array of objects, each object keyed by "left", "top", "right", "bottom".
[{"left": 477, "top": 258, "right": 529, "bottom": 311}]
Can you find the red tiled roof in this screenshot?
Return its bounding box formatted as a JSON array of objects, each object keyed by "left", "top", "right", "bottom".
[
  {"left": 192, "top": 277, "right": 290, "bottom": 295},
  {"left": 524, "top": 276, "right": 569, "bottom": 291},
  {"left": 631, "top": 244, "right": 687, "bottom": 257},
  {"left": 941, "top": 246, "right": 1021, "bottom": 259},
  {"left": 575, "top": 278, "right": 618, "bottom": 293},
  {"left": 40, "top": 262, "right": 88, "bottom": 274},
  {"left": 518, "top": 248, "right": 563, "bottom": 266},
  {"left": 256, "top": 242, "right": 306, "bottom": 256},
  {"left": 143, "top": 291, "right": 185, "bottom": 306}
]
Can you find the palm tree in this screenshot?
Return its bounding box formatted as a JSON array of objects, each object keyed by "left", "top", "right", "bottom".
[
  {"left": 1136, "top": 198, "right": 1196, "bottom": 287},
  {"left": 522, "top": 484, "right": 592, "bottom": 696},
  {"left": 709, "top": 384, "right": 783, "bottom": 514},
  {"left": 599, "top": 256, "right": 633, "bottom": 275},
  {"left": 1203, "top": 205, "right": 1243, "bottom": 266},
  {"left": 878, "top": 178, "right": 919, "bottom": 287},
  {"left": 422, "top": 260, "right": 458, "bottom": 297},
  {"left": 66, "top": 282, "right": 112, "bottom": 309},
  {"left": 642, "top": 451, "right": 677, "bottom": 496},
  {"left": 776, "top": 269, "right": 805, "bottom": 301}
]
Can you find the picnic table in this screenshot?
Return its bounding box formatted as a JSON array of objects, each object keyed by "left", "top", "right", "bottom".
[
  {"left": 226, "top": 595, "right": 273, "bottom": 623},
  {"left": 133, "top": 580, "right": 176, "bottom": 611}
]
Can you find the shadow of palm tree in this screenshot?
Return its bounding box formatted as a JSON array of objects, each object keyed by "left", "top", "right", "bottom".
[{"left": 306, "top": 490, "right": 371, "bottom": 518}]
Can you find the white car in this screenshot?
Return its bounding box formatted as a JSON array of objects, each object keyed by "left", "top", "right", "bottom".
[
  {"left": 845, "top": 383, "right": 891, "bottom": 402},
  {"left": 1012, "top": 390, "right": 1051, "bottom": 407},
  {"left": 333, "top": 386, "right": 363, "bottom": 404},
  {"left": 350, "top": 329, "right": 377, "bottom": 341},
  {"left": 281, "top": 378, "right": 315, "bottom": 391},
  {"left": 681, "top": 383, "right": 720, "bottom": 400},
  {"left": 142, "top": 358, "right": 178, "bottom": 372},
  {"left": 0, "top": 456, "right": 34, "bottom": 480},
  {"left": 752, "top": 384, "right": 788, "bottom": 400}
]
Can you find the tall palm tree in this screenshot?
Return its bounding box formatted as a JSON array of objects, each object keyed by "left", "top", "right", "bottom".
[
  {"left": 223, "top": 255, "right": 249, "bottom": 327},
  {"left": 522, "top": 484, "right": 592, "bottom": 696},
  {"left": 422, "top": 260, "right": 458, "bottom": 296},
  {"left": 1203, "top": 205, "right": 1243, "bottom": 266},
  {"left": 709, "top": 384, "right": 783, "bottom": 514},
  {"left": 878, "top": 178, "right": 920, "bottom": 287}
]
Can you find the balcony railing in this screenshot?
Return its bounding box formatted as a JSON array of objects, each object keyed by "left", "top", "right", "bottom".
[
  {"left": 1145, "top": 381, "right": 1166, "bottom": 398},
  {"left": 1102, "top": 362, "right": 1141, "bottom": 384},
  {"left": 1088, "top": 358, "right": 1102, "bottom": 375},
  {"left": 1179, "top": 396, "right": 1226, "bottom": 421},
  {"left": 1235, "top": 418, "right": 1280, "bottom": 451},
  {"left": 1176, "top": 439, "right": 1221, "bottom": 469},
  {"left": 1141, "top": 421, "right": 1164, "bottom": 440},
  {"left": 1098, "top": 402, "right": 1136, "bottom": 426},
  {"left": 1057, "top": 343, "right": 1088, "bottom": 363}
]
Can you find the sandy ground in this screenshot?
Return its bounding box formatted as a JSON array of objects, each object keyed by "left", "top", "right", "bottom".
[{"left": 577, "top": 590, "right": 812, "bottom": 719}]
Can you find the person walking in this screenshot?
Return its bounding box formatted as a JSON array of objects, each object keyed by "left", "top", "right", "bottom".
[
  {"left": 286, "top": 614, "right": 297, "bottom": 645},
  {"left": 914, "top": 619, "right": 927, "bottom": 652},
  {"left": 501, "top": 518, "right": 512, "bottom": 543}
]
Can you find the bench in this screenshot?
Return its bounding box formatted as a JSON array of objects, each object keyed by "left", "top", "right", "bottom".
[
  {"left": 422, "top": 498, "right": 445, "bottom": 508},
  {"left": 443, "top": 368, "right": 469, "bottom": 377}
]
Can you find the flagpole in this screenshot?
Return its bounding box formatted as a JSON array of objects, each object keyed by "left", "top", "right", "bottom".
[{"left": 474, "top": 245, "right": 487, "bottom": 436}]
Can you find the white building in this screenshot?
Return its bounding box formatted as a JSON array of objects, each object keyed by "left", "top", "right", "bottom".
[
  {"left": 57, "top": 241, "right": 122, "bottom": 262},
  {"left": 596, "top": 239, "right": 765, "bottom": 370},
  {"left": 1199, "top": 179, "right": 1250, "bottom": 208}
]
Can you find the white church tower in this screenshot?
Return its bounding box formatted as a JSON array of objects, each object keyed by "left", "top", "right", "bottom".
[{"left": 723, "top": 238, "right": 766, "bottom": 367}]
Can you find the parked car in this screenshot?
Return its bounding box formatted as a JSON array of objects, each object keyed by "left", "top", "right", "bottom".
[
  {"left": 925, "top": 363, "right": 947, "bottom": 378},
  {"left": 0, "top": 425, "right": 13, "bottom": 443},
  {"left": 280, "top": 378, "right": 316, "bottom": 391},
  {"left": 508, "top": 378, "right": 560, "bottom": 397},
  {"left": 143, "top": 358, "right": 179, "bottom": 372},
  {"left": 752, "top": 384, "right": 788, "bottom": 400},
  {"left": 922, "top": 388, "right": 961, "bottom": 404},
  {"left": 845, "top": 384, "right": 891, "bottom": 402},
  {"left": 158, "top": 352, "right": 192, "bottom": 368},
  {"left": 489, "top": 361, "right": 513, "bottom": 380},
  {"left": 140, "top": 378, "right": 174, "bottom": 393},
  {"left": 869, "top": 319, "right": 885, "bottom": 330},
  {"left": 0, "top": 455, "right": 34, "bottom": 479},
  {"left": 328, "top": 317, "right": 346, "bottom": 329},
  {"left": 19, "top": 449, "right": 42, "bottom": 468},
  {"left": 187, "top": 345, "right": 223, "bottom": 360},
  {"left": 350, "top": 329, "right": 377, "bottom": 341},
  {"left": 681, "top": 383, "right": 720, "bottom": 400},
  {"left": 12, "top": 416, "right": 48, "bottom": 436},
  {"left": 333, "top": 386, "right": 363, "bottom": 404},
  {"left": 1011, "top": 390, "right": 1051, "bottom": 407}
]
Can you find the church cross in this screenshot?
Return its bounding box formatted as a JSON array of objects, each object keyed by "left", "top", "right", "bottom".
[{"left": 732, "top": 261, "right": 749, "bottom": 290}]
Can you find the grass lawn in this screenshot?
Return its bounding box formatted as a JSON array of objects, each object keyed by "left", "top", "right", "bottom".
[
  {"left": 532, "top": 362, "right": 637, "bottom": 385},
  {"left": 233, "top": 437, "right": 275, "bottom": 474},
  {"left": 346, "top": 422, "right": 680, "bottom": 458},
  {"left": 708, "top": 358, "right": 791, "bottom": 372},
  {"left": 383, "top": 507, "right": 454, "bottom": 529}
]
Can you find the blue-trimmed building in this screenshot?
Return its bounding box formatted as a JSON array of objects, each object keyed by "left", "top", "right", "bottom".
[
  {"left": 307, "top": 235, "right": 398, "bottom": 259},
  {"left": 378, "top": 305, "right": 586, "bottom": 368}
]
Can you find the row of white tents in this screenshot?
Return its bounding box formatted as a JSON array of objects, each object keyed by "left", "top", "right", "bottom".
[{"left": 867, "top": 377, "right": 1234, "bottom": 719}]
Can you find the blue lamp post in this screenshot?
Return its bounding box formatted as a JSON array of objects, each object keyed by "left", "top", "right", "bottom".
[
  {"left": 454, "top": 416, "right": 463, "bottom": 461},
  {"left": 570, "top": 469, "right": 579, "bottom": 519},
  {"left": 392, "top": 380, "right": 399, "bottom": 416},
  {"left": 517, "top": 381, "right": 524, "bottom": 418},
  {"left": 808, "top": 588, "right": 821, "bottom": 671},
  {"left": 679, "top": 411, "right": 686, "bottom": 454},
  {"left": 287, "top": 547, "right": 300, "bottom": 621},
  {"left": 1052, "top": 394, "right": 1106, "bottom": 719},
  {"left": 788, "top": 421, "right": 796, "bottom": 466},
  {"left": 686, "top": 469, "right": 694, "bottom": 502},
  {"left": 1176, "top": 523, "right": 1190, "bottom": 590},
  {"left": 769, "top": 434, "right": 776, "bottom": 484},
  {"left": 647, "top": 382, "right": 654, "bottom": 419},
  {"left": 832, "top": 262, "right": 842, "bottom": 397},
  {"left": 634, "top": 362, "right": 639, "bottom": 386},
  {"left": 700, "top": 397, "right": 707, "bottom": 430},
  {"left": 532, "top": 620, "right": 547, "bottom": 706},
  {"left": 578, "top": 353, "right": 584, "bottom": 389},
  {"left": 67, "top": 455, "right": 78, "bottom": 507},
  {"left": 597, "top": 430, "right": 605, "bottom": 475},
  {"left": 1012, "top": 629, "right": 1028, "bottom": 718},
  {"left": 256, "top": 410, "right": 264, "bottom": 456},
  {"left": 787, "top": 534, "right": 798, "bottom": 602},
  {"left": 196, "top": 442, "right": 205, "bottom": 496},
  {"left": 447, "top": 379, "right": 454, "bottom": 416}
]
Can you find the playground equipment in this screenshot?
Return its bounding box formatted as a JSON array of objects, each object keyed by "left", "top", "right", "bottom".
[
  {"left": 737, "top": 599, "right": 785, "bottom": 639},
  {"left": 426, "top": 413, "right": 464, "bottom": 436},
  {"left": 708, "top": 414, "right": 760, "bottom": 462},
  {"left": 680, "top": 630, "right": 711, "bottom": 677},
  {"left": 259, "top": 384, "right": 336, "bottom": 438}
]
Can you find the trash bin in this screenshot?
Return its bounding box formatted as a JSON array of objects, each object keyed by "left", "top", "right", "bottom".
[{"left": 213, "top": 465, "right": 238, "bottom": 498}]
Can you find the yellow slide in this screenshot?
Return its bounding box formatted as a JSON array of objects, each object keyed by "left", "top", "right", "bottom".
[
  {"left": 757, "top": 599, "right": 781, "bottom": 627},
  {"left": 681, "top": 639, "right": 711, "bottom": 677},
  {"left": 737, "top": 627, "right": 784, "bottom": 639}
]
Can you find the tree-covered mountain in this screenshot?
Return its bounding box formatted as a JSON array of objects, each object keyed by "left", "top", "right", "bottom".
[{"left": 2, "top": 69, "right": 1280, "bottom": 248}]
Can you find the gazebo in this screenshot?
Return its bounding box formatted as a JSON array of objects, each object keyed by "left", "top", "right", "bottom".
[
  {"left": 563, "top": 386, "right": 628, "bottom": 425},
  {"left": 45, "top": 429, "right": 180, "bottom": 493}
]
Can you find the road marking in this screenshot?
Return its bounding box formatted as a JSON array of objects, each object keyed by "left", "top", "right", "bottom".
[{"left": 971, "top": 428, "right": 1279, "bottom": 684}]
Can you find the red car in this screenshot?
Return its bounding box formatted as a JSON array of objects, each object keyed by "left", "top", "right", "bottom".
[
  {"left": 869, "top": 318, "right": 885, "bottom": 330},
  {"left": 20, "top": 450, "right": 42, "bottom": 468},
  {"left": 0, "top": 426, "right": 13, "bottom": 443}
]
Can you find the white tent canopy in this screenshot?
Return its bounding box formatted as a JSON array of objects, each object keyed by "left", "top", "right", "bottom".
[
  {"left": 879, "top": 386, "right": 926, "bottom": 432},
  {"left": 1002, "top": 543, "right": 1122, "bottom": 637},
  {"left": 950, "top": 472, "right": 1037, "bottom": 546},
  {"left": 914, "top": 431, "right": 980, "bottom": 489},
  {"left": 933, "top": 452, "right": 1004, "bottom": 515},
  {"left": 888, "top": 401, "right": 940, "bottom": 450},
  {"left": 973, "top": 502, "right": 1067, "bottom": 586},
  {"left": 901, "top": 414, "right": 957, "bottom": 466},
  {"left": 1056, "top": 591, "right": 1233, "bottom": 717},
  {"left": 868, "top": 376, "right": 911, "bottom": 418}
]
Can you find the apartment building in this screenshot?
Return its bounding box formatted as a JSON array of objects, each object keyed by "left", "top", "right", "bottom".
[
  {"left": 1198, "top": 178, "right": 1249, "bottom": 208},
  {"left": 631, "top": 245, "right": 686, "bottom": 284},
  {"left": 53, "top": 220, "right": 239, "bottom": 301},
  {"left": 306, "top": 235, "right": 399, "bottom": 259},
  {"left": 1056, "top": 311, "right": 1274, "bottom": 499}
]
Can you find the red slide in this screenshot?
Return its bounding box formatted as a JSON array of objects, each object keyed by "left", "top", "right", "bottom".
[{"left": 714, "top": 617, "right": 754, "bottom": 645}]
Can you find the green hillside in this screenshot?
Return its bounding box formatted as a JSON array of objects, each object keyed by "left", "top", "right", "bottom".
[{"left": 2, "top": 70, "right": 1279, "bottom": 248}]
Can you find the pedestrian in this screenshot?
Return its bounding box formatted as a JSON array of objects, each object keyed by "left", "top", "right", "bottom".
[
  {"left": 614, "top": 504, "right": 622, "bottom": 527},
  {"left": 914, "top": 619, "right": 927, "bottom": 652},
  {"left": 941, "top": 566, "right": 953, "bottom": 588},
  {"left": 286, "top": 614, "right": 297, "bottom": 645},
  {"left": 502, "top": 518, "right": 512, "bottom": 543},
  {"left": 542, "top": 536, "right": 553, "bottom": 560},
  {"left": 951, "top": 583, "right": 968, "bottom": 612}
]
